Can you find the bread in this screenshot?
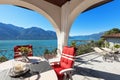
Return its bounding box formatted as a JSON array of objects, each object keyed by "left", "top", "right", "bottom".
[{"left": 13, "top": 63, "right": 25, "bottom": 72}]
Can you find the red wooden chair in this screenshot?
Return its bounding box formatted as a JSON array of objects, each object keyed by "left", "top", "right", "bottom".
[
  {"left": 51, "top": 46, "right": 75, "bottom": 80},
  {"left": 14, "top": 45, "right": 33, "bottom": 58}
]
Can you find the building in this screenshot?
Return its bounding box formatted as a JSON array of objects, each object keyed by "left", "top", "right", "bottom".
[{"left": 102, "top": 33, "right": 120, "bottom": 49}]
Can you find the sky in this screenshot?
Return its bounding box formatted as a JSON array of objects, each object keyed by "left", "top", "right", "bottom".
[{"left": 0, "top": 0, "right": 120, "bottom": 36}]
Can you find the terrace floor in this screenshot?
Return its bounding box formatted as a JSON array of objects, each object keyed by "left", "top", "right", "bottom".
[{"left": 73, "top": 52, "right": 120, "bottom": 80}]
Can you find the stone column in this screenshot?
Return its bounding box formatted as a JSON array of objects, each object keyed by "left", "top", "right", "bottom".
[{"left": 57, "top": 2, "right": 71, "bottom": 56}]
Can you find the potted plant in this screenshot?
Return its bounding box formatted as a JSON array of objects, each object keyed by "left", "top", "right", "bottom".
[{"left": 18, "top": 47, "right": 32, "bottom": 62}]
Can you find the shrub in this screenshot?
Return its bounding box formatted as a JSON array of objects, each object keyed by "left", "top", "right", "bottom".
[
  {"left": 44, "top": 48, "right": 57, "bottom": 59},
  {"left": 51, "top": 48, "right": 57, "bottom": 54},
  {"left": 114, "top": 44, "right": 120, "bottom": 49},
  {"left": 70, "top": 41, "right": 77, "bottom": 48},
  {"left": 0, "top": 56, "right": 8, "bottom": 62},
  {"left": 76, "top": 44, "right": 94, "bottom": 55},
  {"left": 44, "top": 49, "right": 50, "bottom": 54}
]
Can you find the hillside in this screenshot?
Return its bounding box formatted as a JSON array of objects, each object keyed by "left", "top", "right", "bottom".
[
  {"left": 0, "top": 22, "right": 57, "bottom": 40},
  {"left": 0, "top": 22, "right": 105, "bottom": 40},
  {"left": 70, "top": 32, "right": 104, "bottom": 40}
]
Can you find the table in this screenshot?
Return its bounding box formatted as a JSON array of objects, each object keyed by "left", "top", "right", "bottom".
[
  {"left": 103, "top": 52, "right": 120, "bottom": 62},
  {"left": 0, "top": 56, "right": 58, "bottom": 80}
]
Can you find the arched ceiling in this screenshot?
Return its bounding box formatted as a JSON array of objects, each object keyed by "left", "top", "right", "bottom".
[
  {"left": 44, "top": 0, "right": 71, "bottom": 7},
  {"left": 83, "top": 0, "right": 112, "bottom": 12},
  {"left": 17, "top": 0, "right": 112, "bottom": 12},
  {"left": 44, "top": 0, "right": 112, "bottom": 12}
]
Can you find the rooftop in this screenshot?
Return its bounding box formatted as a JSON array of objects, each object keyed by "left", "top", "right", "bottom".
[{"left": 102, "top": 33, "right": 120, "bottom": 38}]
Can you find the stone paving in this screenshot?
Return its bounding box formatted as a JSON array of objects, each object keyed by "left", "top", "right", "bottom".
[{"left": 72, "top": 52, "right": 120, "bottom": 80}]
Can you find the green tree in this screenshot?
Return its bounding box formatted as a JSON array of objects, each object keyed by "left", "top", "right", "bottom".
[
  {"left": 104, "top": 28, "right": 120, "bottom": 36},
  {"left": 89, "top": 40, "right": 95, "bottom": 47},
  {"left": 96, "top": 38, "right": 105, "bottom": 47},
  {"left": 51, "top": 48, "right": 57, "bottom": 54},
  {"left": 44, "top": 49, "right": 50, "bottom": 54},
  {"left": 70, "top": 41, "right": 76, "bottom": 48},
  {"left": 0, "top": 56, "right": 8, "bottom": 62},
  {"left": 114, "top": 44, "right": 120, "bottom": 49},
  {"left": 76, "top": 44, "right": 93, "bottom": 55}
]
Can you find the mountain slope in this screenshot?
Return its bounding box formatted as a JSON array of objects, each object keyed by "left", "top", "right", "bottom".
[
  {"left": 0, "top": 22, "right": 104, "bottom": 40},
  {"left": 0, "top": 23, "right": 23, "bottom": 40},
  {"left": 17, "top": 27, "right": 57, "bottom": 40},
  {"left": 71, "top": 32, "right": 104, "bottom": 40},
  {"left": 0, "top": 23, "right": 57, "bottom": 40}
]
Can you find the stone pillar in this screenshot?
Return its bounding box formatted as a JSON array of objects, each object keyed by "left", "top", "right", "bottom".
[{"left": 57, "top": 2, "right": 71, "bottom": 56}]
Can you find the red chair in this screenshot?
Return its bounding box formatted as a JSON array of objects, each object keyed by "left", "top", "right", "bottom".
[
  {"left": 14, "top": 45, "right": 33, "bottom": 58},
  {"left": 51, "top": 46, "right": 75, "bottom": 80}
]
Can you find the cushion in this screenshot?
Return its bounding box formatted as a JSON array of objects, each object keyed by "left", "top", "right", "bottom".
[
  {"left": 62, "top": 46, "right": 75, "bottom": 57},
  {"left": 60, "top": 56, "right": 74, "bottom": 69},
  {"left": 52, "top": 65, "right": 64, "bottom": 79}
]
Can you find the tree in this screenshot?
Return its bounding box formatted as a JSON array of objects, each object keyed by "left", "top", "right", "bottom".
[
  {"left": 70, "top": 41, "right": 76, "bottom": 48},
  {"left": 0, "top": 56, "right": 8, "bottom": 62},
  {"left": 104, "top": 28, "right": 120, "bottom": 36},
  {"left": 44, "top": 49, "right": 50, "bottom": 54},
  {"left": 96, "top": 38, "right": 105, "bottom": 47}
]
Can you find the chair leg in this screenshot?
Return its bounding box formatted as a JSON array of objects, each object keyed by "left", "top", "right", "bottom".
[
  {"left": 68, "top": 72, "right": 73, "bottom": 80},
  {"left": 63, "top": 73, "right": 67, "bottom": 80},
  {"left": 69, "top": 75, "right": 73, "bottom": 80},
  {"left": 63, "top": 71, "right": 73, "bottom": 80}
]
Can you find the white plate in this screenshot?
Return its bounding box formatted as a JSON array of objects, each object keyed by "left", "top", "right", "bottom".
[{"left": 9, "top": 66, "right": 30, "bottom": 77}]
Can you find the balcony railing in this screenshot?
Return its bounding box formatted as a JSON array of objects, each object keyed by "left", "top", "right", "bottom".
[{"left": 0, "top": 46, "right": 57, "bottom": 62}]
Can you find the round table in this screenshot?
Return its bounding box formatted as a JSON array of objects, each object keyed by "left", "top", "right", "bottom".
[{"left": 0, "top": 56, "right": 58, "bottom": 80}]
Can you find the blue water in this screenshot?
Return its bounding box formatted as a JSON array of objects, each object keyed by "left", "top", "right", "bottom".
[
  {"left": 0, "top": 39, "right": 86, "bottom": 59},
  {"left": 0, "top": 40, "right": 58, "bottom": 59}
]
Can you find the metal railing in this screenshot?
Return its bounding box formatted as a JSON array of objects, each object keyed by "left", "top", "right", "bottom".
[{"left": 0, "top": 46, "right": 57, "bottom": 62}]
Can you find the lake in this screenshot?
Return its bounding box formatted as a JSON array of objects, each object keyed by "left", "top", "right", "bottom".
[{"left": 0, "top": 40, "right": 78, "bottom": 59}]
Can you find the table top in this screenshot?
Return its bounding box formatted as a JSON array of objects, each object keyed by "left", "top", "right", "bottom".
[{"left": 0, "top": 56, "right": 58, "bottom": 80}]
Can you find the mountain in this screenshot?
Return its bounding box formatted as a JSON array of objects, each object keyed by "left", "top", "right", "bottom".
[
  {"left": 0, "top": 22, "right": 105, "bottom": 40},
  {"left": 17, "top": 27, "right": 57, "bottom": 40},
  {"left": 0, "top": 23, "right": 23, "bottom": 40},
  {"left": 70, "top": 32, "right": 104, "bottom": 40},
  {"left": 0, "top": 22, "right": 57, "bottom": 40}
]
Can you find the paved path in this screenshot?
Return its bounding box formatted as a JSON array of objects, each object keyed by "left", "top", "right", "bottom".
[{"left": 73, "top": 52, "right": 120, "bottom": 80}]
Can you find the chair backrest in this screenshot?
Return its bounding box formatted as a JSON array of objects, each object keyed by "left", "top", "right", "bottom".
[
  {"left": 93, "top": 47, "right": 103, "bottom": 53},
  {"left": 14, "top": 45, "right": 33, "bottom": 58},
  {"left": 60, "top": 46, "right": 75, "bottom": 69},
  {"left": 102, "top": 47, "right": 112, "bottom": 52},
  {"left": 93, "top": 47, "right": 107, "bottom": 55}
]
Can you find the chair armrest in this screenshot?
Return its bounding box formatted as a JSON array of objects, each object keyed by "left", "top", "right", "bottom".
[
  {"left": 49, "top": 57, "right": 60, "bottom": 62},
  {"left": 50, "top": 61, "right": 60, "bottom": 66},
  {"left": 60, "top": 68, "right": 74, "bottom": 74}
]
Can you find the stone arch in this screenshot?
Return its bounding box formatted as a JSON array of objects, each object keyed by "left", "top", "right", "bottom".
[
  {"left": 69, "top": 0, "right": 105, "bottom": 29},
  {"left": 0, "top": 0, "right": 60, "bottom": 36}
]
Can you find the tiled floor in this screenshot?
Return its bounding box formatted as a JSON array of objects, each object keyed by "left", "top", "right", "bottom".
[{"left": 73, "top": 52, "right": 120, "bottom": 80}]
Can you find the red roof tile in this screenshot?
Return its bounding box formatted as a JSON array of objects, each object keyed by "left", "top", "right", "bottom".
[{"left": 102, "top": 33, "right": 120, "bottom": 38}]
